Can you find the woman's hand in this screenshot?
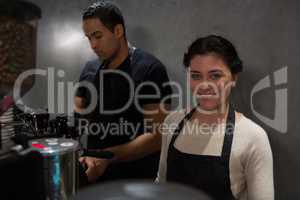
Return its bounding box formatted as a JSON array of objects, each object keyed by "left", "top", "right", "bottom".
[{"left": 79, "top": 156, "right": 110, "bottom": 183}]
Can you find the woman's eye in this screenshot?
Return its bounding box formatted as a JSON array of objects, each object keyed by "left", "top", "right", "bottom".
[
  {"left": 191, "top": 74, "right": 201, "bottom": 80},
  {"left": 210, "top": 73, "right": 222, "bottom": 80}
]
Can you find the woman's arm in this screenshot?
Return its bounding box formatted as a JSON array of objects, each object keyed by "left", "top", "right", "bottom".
[
  {"left": 155, "top": 130, "right": 169, "bottom": 183},
  {"left": 245, "top": 130, "right": 274, "bottom": 200}
]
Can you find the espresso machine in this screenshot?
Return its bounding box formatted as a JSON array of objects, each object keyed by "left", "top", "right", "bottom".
[
  {"left": 0, "top": 1, "right": 87, "bottom": 199},
  {"left": 0, "top": 0, "right": 45, "bottom": 199}
]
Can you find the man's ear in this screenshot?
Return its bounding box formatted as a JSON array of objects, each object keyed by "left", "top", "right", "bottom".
[{"left": 114, "top": 24, "right": 124, "bottom": 39}]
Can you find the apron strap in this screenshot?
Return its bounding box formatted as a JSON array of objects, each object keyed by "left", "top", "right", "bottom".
[
  {"left": 221, "top": 103, "right": 235, "bottom": 159},
  {"left": 169, "top": 107, "right": 197, "bottom": 147}
]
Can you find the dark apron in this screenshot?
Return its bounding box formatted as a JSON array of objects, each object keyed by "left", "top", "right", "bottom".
[{"left": 167, "top": 104, "right": 236, "bottom": 200}]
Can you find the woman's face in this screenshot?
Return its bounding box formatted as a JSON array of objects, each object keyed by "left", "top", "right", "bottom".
[{"left": 189, "top": 53, "right": 236, "bottom": 113}]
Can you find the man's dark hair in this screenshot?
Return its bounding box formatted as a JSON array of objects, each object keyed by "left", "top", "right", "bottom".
[
  {"left": 82, "top": 1, "right": 126, "bottom": 36},
  {"left": 183, "top": 35, "right": 243, "bottom": 74}
]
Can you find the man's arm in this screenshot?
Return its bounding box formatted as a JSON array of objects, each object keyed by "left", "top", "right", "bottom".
[
  {"left": 105, "top": 103, "right": 170, "bottom": 162},
  {"left": 80, "top": 103, "right": 170, "bottom": 182}
]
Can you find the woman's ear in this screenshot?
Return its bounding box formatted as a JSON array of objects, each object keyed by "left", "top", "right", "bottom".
[
  {"left": 232, "top": 74, "right": 238, "bottom": 87},
  {"left": 114, "top": 24, "right": 124, "bottom": 39}
]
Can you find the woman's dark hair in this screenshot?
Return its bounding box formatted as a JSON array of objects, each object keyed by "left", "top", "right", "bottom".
[
  {"left": 183, "top": 35, "right": 243, "bottom": 74},
  {"left": 82, "top": 1, "right": 126, "bottom": 36}
]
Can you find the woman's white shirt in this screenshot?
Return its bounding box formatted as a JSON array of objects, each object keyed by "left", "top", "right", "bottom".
[{"left": 156, "top": 110, "right": 274, "bottom": 200}]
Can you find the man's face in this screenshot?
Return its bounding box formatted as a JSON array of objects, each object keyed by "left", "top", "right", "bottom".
[{"left": 83, "top": 18, "right": 121, "bottom": 60}]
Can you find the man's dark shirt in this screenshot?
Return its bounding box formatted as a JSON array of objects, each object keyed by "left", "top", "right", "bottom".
[{"left": 76, "top": 48, "right": 172, "bottom": 180}]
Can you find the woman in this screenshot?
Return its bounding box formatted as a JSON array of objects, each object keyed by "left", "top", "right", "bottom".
[{"left": 156, "top": 35, "right": 274, "bottom": 200}]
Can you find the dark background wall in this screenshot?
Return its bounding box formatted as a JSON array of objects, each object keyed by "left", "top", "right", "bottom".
[{"left": 21, "top": 0, "right": 299, "bottom": 199}]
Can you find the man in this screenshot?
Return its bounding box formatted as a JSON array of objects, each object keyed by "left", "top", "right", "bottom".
[{"left": 76, "top": 1, "right": 172, "bottom": 183}]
